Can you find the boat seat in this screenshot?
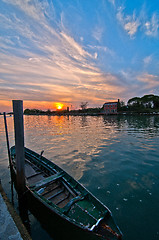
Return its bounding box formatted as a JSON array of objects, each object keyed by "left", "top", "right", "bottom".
[
  {"left": 30, "top": 172, "right": 64, "bottom": 189},
  {"left": 62, "top": 195, "right": 84, "bottom": 214}
]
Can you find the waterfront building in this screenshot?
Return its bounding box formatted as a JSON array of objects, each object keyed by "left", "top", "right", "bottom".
[{"left": 103, "top": 101, "right": 118, "bottom": 114}]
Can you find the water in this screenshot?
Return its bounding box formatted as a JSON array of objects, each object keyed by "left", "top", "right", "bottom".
[{"left": 0, "top": 114, "right": 159, "bottom": 240}]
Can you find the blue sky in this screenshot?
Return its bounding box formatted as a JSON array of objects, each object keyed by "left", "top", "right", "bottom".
[{"left": 0, "top": 0, "right": 159, "bottom": 111}]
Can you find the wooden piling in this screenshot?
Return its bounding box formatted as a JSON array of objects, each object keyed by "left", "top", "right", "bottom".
[
  {"left": 3, "top": 112, "right": 14, "bottom": 204},
  {"left": 12, "top": 100, "right": 29, "bottom": 227},
  {"left": 12, "top": 100, "right": 25, "bottom": 193}
]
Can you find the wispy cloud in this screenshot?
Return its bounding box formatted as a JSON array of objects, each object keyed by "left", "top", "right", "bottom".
[
  {"left": 137, "top": 73, "right": 159, "bottom": 89},
  {"left": 108, "top": 0, "right": 115, "bottom": 7},
  {"left": 92, "top": 26, "right": 104, "bottom": 42},
  {"left": 144, "top": 13, "right": 159, "bottom": 37},
  {"left": 87, "top": 44, "right": 115, "bottom": 57},
  {"left": 0, "top": 0, "right": 128, "bottom": 110},
  {"left": 143, "top": 55, "right": 152, "bottom": 66},
  {"left": 116, "top": 5, "right": 159, "bottom": 38},
  {"left": 2, "top": 0, "right": 48, "bottom": 21},
  {"left": 116, "top": 6, "right": 140, "bottom": 38},
  {"left": 118, "top": 70, "right": 159, "bottom": 99},
  {"left": 0, "top": 0, "right": 159, "bottom": 112}
]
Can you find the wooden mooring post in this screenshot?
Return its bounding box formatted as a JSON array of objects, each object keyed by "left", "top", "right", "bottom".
[
  {"left": 3, "top": 112, "right": 14, "bottom": 205},
  {"left": 12, "top": 100, "right": 29, "bottom": 227}
]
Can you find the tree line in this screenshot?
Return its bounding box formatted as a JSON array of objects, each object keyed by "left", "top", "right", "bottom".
[
  {"left": 23, "top": 94, "right": 159, "bottom": 115},
  {"left": 118, "top": 94, "right": 159, "bottom": 113}
]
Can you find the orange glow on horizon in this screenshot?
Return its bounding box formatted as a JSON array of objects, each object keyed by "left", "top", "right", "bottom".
[
  {"left": 0, "top": 100, "right": 104, "bottom": 113},
  {"left": 0, "top": 100, "right": 65, "bottom": 112}
]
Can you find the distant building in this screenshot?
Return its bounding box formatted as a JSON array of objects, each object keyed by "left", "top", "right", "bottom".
[{"left": 103, "top": 101, "right": 118, "bottom": 114}]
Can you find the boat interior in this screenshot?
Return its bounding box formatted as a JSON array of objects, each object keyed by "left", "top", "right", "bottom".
[
  {"left": 25, "top": 158, "right": 82, "bottom": 209},
  {"left": 11, "top": 148, "right": 122, "bottom": 239}
]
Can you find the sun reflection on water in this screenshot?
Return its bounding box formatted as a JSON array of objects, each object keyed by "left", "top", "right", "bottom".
[{"left": 23, "top": 115, "right": 121, "bottom": 180}]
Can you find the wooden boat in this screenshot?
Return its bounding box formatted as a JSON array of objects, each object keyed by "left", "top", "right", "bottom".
[{"left": 10, "top": 146, "right": 122, "bottom": 240}]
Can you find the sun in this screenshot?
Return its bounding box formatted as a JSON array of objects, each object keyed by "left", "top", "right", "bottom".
[
  {"left": 57, "top": 105, "right": 62, "bottom": 110},
  {"left": 56, "top": 103, "right": 63, "bottom": 110}
]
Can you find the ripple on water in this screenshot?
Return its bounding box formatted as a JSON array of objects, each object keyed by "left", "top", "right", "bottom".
[{"left": 0, "top": 115, "right": 159, "bottom": 240}]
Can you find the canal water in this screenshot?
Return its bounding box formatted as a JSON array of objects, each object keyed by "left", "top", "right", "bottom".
[{"left": 0, "top": 115, "right": 159, "bottom": 240}]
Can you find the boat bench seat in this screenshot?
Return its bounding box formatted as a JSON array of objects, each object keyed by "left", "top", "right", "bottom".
[
  {"left": 62, "top": 195, "right": 84, "bottom": 214},
  {"left": 30, "top": 172, "right": 64, "bottom": 189}
]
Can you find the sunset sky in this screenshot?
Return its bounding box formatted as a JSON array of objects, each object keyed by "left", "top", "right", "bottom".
[{"left": 1, "top": 0, "right": 159, "bottom": 112}]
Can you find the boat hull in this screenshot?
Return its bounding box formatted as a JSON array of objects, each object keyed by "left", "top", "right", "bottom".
[
  {"left": 27, "top": 188, "right": 107, "bottom": 240},
  {"left": 11, "top": 146, "right": 122, "bottom": 240}
]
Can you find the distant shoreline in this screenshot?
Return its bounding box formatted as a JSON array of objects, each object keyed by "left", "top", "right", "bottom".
[
  {"left": 23, "top": 112, "right": 159, "bottom": 116},
  {"left": 1, "top": 110, "right": 159, "bottom": 116}
]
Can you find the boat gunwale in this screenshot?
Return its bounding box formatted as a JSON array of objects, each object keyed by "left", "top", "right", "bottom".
[{"left": 10, "top": 145, "right": 123, "bottom": 239}]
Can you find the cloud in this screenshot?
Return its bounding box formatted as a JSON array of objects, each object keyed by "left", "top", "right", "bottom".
[
  {"left": 117, "top": 70, "right": 159, "bottom": 100},
  {"left": 116, "top": 5, "right": 159, "bottom": 38},
  {"left": 124, "top": 21, "right": 140, "bottom": 37},
  {"left": 60, "top": 32, "right": 93, "bottom": 59},
  {"left": 143, "top": 55, "right": 152, "bottom": 65},
  {"left": 1, "top": 0, "right": 159, "bottom": 112},
  {"left": 94, "top": 52, "right": 98, "bottom": 59},
  {"left": 80, "top": 36, "right": 84, "bottom": 41},
  {"left": 92, "top": 25, "right": 104, "bottom": 42},
  {"left": 108, "top": 0, "right": 115, "bottom": 7},
  {"left": 144, "top": 13, "right": 159, "bottom": 37},
  {"left": 137, "top": 73, "right": 159, "bottom": 89},
  {"left": 0, "top": 0, "right": 127, "bottom": 110},
  {"left": 116, "top": 7, "right": 140, "bottom": 37},
  {"left": 87, "top": 45, "right": 115, "bottom": 59},
  {"left": 2, "top": 0, "right": 48, "bottom": 21}
]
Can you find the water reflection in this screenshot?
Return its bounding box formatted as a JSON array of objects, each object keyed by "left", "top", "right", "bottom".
[
  {"left": 0, "top": 115, "right": 159, "bottom": 240},
  {"left": 115, "top": 115, "right": 159, "bottom": 138},
  {"left": 80, "top": 116, "right": 88, "bottom": 128},
  {"left": 20, "top": 115, "right": 159, "bottom": 182}
]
